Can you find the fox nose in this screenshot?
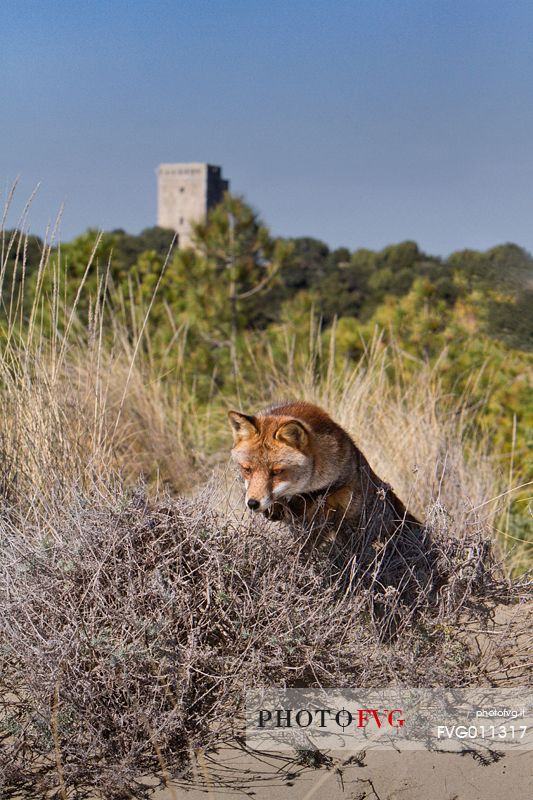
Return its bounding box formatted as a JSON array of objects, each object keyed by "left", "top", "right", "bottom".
[{"left": 247, "top": 498, "right": 260, "bottom": 510}]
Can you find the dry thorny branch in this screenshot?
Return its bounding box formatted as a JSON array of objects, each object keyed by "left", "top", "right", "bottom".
[{"left": 0, "top": 478, "right": 530, "bottom": 798}]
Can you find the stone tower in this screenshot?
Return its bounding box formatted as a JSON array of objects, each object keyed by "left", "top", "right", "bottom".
[{"left": 157, "top": 163, "right": 229, "bottom": 248}]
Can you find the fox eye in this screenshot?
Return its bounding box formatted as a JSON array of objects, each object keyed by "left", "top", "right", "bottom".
[
  {"left": 241, "top": 466, "right": 252, "bottom": 478},
  {"left": 271, "top": 467, "right": 284, "bottom": 477}
]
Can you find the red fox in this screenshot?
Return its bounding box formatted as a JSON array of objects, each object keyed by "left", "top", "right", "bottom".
[{"left": 228, "top": 401, "right": 420, "bottom": 548}]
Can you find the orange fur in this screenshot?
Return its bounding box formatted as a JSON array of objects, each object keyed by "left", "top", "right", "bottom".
[{"left": 229, "top": 401, "right": 420, "bottom": 545}]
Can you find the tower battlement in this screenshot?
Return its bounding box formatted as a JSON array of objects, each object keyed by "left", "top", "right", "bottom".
[{"left": 157, "top": 163, "right": 229, "bottom": 248}]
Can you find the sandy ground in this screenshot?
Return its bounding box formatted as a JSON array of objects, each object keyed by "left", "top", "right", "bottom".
[
  {"left": 149, "top": 746, "right": 533, "bottom": 800},
  {"left": 148, "top": 601, "right": 533, "bottom": 800}
]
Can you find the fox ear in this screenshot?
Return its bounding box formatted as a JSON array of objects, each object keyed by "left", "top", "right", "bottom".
[
  {"left": 275, "top": 420, "right": 308, "bottom": 450},
  {"left": 228, "top": 411, "right": 258, "bottom": 443}
]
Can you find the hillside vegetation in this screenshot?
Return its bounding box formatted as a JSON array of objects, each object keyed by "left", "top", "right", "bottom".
[{"left": 2, "top": 192, "right": 531, "bottom": 566}]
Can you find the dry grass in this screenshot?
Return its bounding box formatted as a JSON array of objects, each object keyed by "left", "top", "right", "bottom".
[
  {"left": 0, "top": 214, "right": 531, "bottom": 798},
  {"left": 0, "top": 221, "right": 200, "bottom": 512}
]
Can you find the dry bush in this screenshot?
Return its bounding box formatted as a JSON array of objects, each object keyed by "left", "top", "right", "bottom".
[{"left": 0, "top": 480, "right": 529, "bottom": 799}]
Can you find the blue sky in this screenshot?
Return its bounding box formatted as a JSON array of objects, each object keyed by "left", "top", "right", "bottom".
[{"left": 2, "top": 0, "right": 533, "bottom": 255}]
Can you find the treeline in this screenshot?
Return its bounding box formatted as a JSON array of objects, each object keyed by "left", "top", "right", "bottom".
[{"left": 3, "top": 199, "right": 532, "bottom": 352}]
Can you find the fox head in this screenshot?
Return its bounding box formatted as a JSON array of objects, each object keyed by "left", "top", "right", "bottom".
[{"left": 228, "top": 410, "right": 314, "bottom": 512}]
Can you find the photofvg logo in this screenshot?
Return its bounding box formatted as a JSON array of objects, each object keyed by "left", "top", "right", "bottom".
[
  {"left": 258, "top": 706, "right": 405, "bottom": 731},
  {"left": 247, "top": 690, "right": 410, "bottom": 752},
  {"left": 246, "top": 689, "right": 533, "bottom": 753}
]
